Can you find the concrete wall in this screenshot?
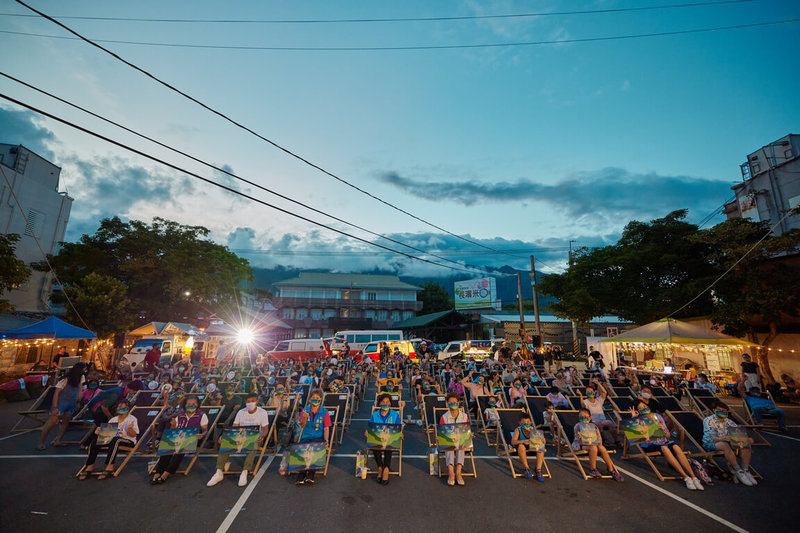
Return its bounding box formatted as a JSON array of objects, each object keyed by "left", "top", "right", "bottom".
[{"left": 0, "top": 145, "right": 72, "bottom": 312}]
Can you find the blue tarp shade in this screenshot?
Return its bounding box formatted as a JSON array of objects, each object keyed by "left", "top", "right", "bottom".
[{"left": 0, "top": 316, "right": 97, "bottom": 340}]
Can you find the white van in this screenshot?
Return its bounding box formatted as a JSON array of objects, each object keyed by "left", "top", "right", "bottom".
[{"left": 331, "top": 330, "right": 403, "bottom": 353}]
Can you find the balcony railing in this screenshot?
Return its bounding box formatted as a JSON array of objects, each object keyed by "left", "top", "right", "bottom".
[{"left": 272, "top": 297, "right": 422, "bottom": 311}]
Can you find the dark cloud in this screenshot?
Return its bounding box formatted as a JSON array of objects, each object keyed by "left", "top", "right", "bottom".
[
  {"left": 60, "top": 155, "right": 197, "bottom": 239},
  {"left": 377, "top": 168, "right": 733, "bottom": 221},
  {"left": 0, "top": 107, "right": 56, "bottom": 160}
]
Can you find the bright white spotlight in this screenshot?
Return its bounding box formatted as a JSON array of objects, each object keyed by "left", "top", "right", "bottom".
[{"left": 237, "top": 328, "right": 254, "bottom": 344}]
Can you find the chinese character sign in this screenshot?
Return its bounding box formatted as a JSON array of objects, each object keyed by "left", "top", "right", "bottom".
[{"left": 454, "top": 278, "right": 496, "bottom": 310}]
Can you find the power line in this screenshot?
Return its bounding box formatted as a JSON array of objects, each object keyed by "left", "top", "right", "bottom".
[
  {"left": 0, "top": 1, "right": 756, "bottom": 24},
  {"left": 0, "top": 71, "right": 498, "bottom": 276},
  {"left": 0, "top": 92, "right": 504, "bottom": 278},
  {"left": 14, "top": 0, "right": 526, "bottom": 262},
  {"left": 3, "top": 15, "right": 799, "bottom": 51}
]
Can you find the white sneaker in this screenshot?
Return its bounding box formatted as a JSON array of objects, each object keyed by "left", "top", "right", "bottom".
[
  {"left": 238, "top": 471, "right": 249, "bottom": 487},
  {"left": 735, "top": 469, "right": 753, "bottom": 487},
  {"left": 684, "top": 477, "right": 697, "bottom": 490},
  {"left": 692, "top": 478, "right": 704, "bottom": 491},
  {"left": 743, "top": 470, "right": 758, "bottom": 486},
  {"left": 207, "top": 469, "right": 225, "bottom": 487}
]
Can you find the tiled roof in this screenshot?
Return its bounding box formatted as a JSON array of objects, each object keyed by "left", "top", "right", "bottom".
[{"left": 274, "top": 272, "right": 420, "bottom": 291}]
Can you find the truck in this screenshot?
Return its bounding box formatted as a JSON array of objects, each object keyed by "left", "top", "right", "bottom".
[
  {"left": 438, "top": 340, "right": 504, "bottom": 361},
  {"left": 119, "top": 335, "right": 193, "bottom": 374}
]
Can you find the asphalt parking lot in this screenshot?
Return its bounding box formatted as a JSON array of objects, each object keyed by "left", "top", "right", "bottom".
[{"left": 1, "top": 381, "right": 797, "bottom": 533}]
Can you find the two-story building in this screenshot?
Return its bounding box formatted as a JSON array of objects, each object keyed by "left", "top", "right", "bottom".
[{"left": 272, "top": 272, "right": 422, "bottom": 338}]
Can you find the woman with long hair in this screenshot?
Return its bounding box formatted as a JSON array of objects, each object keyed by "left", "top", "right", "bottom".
[{"left": 37, "top": 364, "right": 84, "bottom": 450}]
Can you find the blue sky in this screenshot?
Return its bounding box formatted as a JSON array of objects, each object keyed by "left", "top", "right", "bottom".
[{"left": 1, "top": 0, "right": 798, "bottom": 276}]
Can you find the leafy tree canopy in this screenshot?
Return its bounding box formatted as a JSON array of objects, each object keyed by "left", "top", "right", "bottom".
[
  {"left": 418, "top": 281, "right": 454, "bottom": 314},
  {"left": 0, "top": 233, "right": 31, "bottom": 313}
]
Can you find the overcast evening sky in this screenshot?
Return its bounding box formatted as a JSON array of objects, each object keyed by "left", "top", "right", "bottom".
[{"left": 1, "top": 0, "right": 798, "bottom": 276}]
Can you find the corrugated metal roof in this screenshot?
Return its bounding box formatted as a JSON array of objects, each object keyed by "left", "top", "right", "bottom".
[{"left": 274, "top": 272, "right": 420, "bottom": 291}]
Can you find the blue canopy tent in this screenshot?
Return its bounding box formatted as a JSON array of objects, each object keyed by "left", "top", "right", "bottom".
[{"left": 1, "top": 316, "right": 97, "bottom": 369}]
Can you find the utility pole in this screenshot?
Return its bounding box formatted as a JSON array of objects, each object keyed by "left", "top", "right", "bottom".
[
  {"left": 529, "top": 255, "right": 542, "bottom": 341},
  {"left": 516, "top": 272, "right": 527, "bottom": 356}
]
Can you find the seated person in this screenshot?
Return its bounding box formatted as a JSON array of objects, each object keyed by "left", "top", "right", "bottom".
[
  {"left": 207, "top": 394, "right": 270, "bottom": 488},
  {"left": 80, "top": 379, "right": 101, "bottom": 408},
  {"left": 551, "top": 372, "right": 569, "bottom": 393},
  {"left": 79, "top": 399, "right": 138, "bottom": 480},
  {"left": 582, "top": 380, "right": 619, "bottom": 446},
  {"left": 781, "top": 373, "right": 799, "bottom": 402},
  {"left": 702, "top": 401, "right": 757, "bottom": 486},
  {"left": 219, "top": 387, "right": 244, "bottom": 424},
  {"left": 542, "top": 401, "right": 558, "bottom": 441},
  {"left": 639, "top": 386, "right": 666, "bottom": 414},
  {"left": 439, "top": 392, "right": 471, "bottom": 487},
  {"left": 483, "top": 395, "right": 500, "bottom": 425},
  {"left": 744, "top": 386, "right": 786, "bottom": 433},
  {"left": 694, "top": 373, "right": 716, "bottom": 393},
  {"left": 546, "top": 386, "right": 570, "bottom": 409},
  {"left": 510, "top": 412, "right": 546, "bottom": 482},
  {"left": 367, "top": 393, "right": 402, "bottom": 485},
  {"left": 509, "top": 378, "right": 526, "bottom": 408},
  {"left": 150, "top": 396, "right": 208, "bottom": 484},
  {"left": 631, "top": 400, "right": 703, "bottom": 491},
  {"left": 294, "top": 389, "right": 332, "bottom": 486},
  {"left": 571, "top": 408, "right": 624, "bottom": 482}
]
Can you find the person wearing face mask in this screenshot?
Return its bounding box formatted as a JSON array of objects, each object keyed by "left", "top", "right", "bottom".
[
  {"left": 80, "top": 379, "right": 102, "bottom": 407},
  {"left": 461, "top": 371, "right": 491, "bottom": 415},
  {"left": 702, "top": 401, "right": 757, "bottom": 486},
  {"left": 207, "top": 394, "right": 270, "bottom": 488},
  {"left": 509, "top": 378, "right": 526, "bottom": 408},
  {"left": 630, "top": 400, "right": 703, "bottom": 490},
  {"left": 295, "top": 389, "right": 332, "bottom": 486},
  {"left": 85, "top": 380, "right": 144, "bottom": 444},
  {"left": 483, "top": 395, "right": 500, "bottom": 425},
  {"left": 219, "top": 386, "right": 244, "bottom": 424},
  {"left": 743, "top": 386, "right": 786, "bottom": 433},
  {"left": 638, "top": 386, "right": 665, "bottom": 414},
  {"left": 694, "top": 373, "right": 716, "bottom": 393},
  {"left": 510, "top": 413, "right": 546, "bottom": 481},
  {"left": 79, "top": 399, "right": 139, "bottom": 480},
  {"left": 582, "top": 380, "right": 619, "bottom": 446},
  {"left": 552, "top": 372, "right": 569, "bottom": 393},
  {"left": 150, "top": 396, "right": 208, "bottom": 484},
  {"left": 571, "top": 408, "right": 624, "bottom": 482},
  {"left": 546, "top": 386, "right": 570, "bottom": 409},
  {"left": 367, "top": 394, "right": 402, "bottom": 485},
  {"left": 267, "top": 383, "right": 292, "bottom": 429},
  {"left": 439, "top": 392, "right": 471, "bottom": 486}
]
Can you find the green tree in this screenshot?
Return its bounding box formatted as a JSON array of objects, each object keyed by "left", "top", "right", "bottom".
[
  {"left": 539, "top": 210, "right": 715, "bottom": 325},
  {"left": 690, "top": 216, "right": 800, "bottom": 384},
  {"left": 0, "top": 233, "right": 31, "bottom": 313},
  {"left": 61, "top": 272, "right": 133, "bottom": 338},
  {"left": 418, "top": 281, "right": 454, "bottom": 314},
  {"left": 38, "top": 217, "right": 253, "bottom": 334}
]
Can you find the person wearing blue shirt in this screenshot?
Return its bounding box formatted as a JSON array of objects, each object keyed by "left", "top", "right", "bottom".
[
  {"left": 295, "top": 389, "right": 331, "bottom": 486},
  {"left": 745, "top": 387, "right": 786, "bottom": 432},
  {"left": 367, "top": 393, "right": 402, "bottom": 485}
]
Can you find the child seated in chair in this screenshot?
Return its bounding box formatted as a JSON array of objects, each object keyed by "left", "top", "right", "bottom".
[
  {"left": 510, "top": 412, "right": 546, "bottom": 482},
  {"left": 440, "top": 392, "right": 471, "bottom": 487},
  {"left": 484, "top": 395, "right": 500, "bottom": 426},
  {"left": 630, "top": 400, "right": 704, "bottom": 491},
  {"left": 571, "top": 408, "right": 624, "bottom": 482},
  {"left": 702, "top": 401, "right": 757, "bottom": 487}
]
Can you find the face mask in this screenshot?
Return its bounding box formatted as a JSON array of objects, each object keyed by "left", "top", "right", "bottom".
[
  {"left": 578, "top": 417, "right": 590, "bottom": 423},
  {"left": 246, "top": 402, "right": 257, "bottom": 411},
  {"left": 448, "top": 403, "right": 459, "bottom": 410},
  {"left": 117, "top": 408, "right": 129, "bottom": 415},
  {"left": 225, "top": 392, "right": 235, "bottom": 398},
  {"left": 186, "top": 405, "right": 197, "bottom": 413},
  {"left": 276, "top": 389, "right": 285, "bottom": 395},
  {"left": 587, "top": 392, "right": 596, "bottom": 398},
  {"left": 639, "top": 407, "right": 651, "bottom": 415},
  {"left": 489, "top": 401, "right": 497, "bottom": 407},
  {"left": 89, "top": 383, "right": 98, "bottom": 389},
  {"left": 310, "top": 399, "right": 321, "bottom": 406},
  {"left": 715, "top": 410, "right": 728, "bottom": 419},
  {"left": 514, "top": 383, "right": 521, "bottom": 389},
  {"left": 641, "top": 392, "right": 652, "bottom": 399},
  {"left": 178, "top": 367, "right": 185, "bottom": 372},
  {"left": 521, "top": 424, "right": 531, "bottom": 430},
  {"left": 380, "top": 405, "right": 390, "bottom": 412}
]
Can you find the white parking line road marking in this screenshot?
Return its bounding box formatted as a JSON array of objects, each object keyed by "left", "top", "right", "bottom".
[
  {"left": 615, "top": 466, "right": 750, "bottom": 533},
  {"left": 215, "top": 454, "right": 275, "bottom": 533},
  {"left": 0, "top": 432, "right": 30, "bottom": 441}
]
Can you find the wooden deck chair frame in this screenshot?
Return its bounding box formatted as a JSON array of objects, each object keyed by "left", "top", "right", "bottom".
[
  {"left": 11, "top": 385, "right": 57, "bottom": 434},
  {"left": 433, "top": 407, "right": 477, "bottom": 479},
  {"left": 494, "top": 408, "right": 551, "bottom": 480},
  {"left": 132, "top": 391, "right": 162, "bottom": 408},
  {"left": 665, "top": 410, "right": 764, "bottom": 481},
  {"left": 553, "top": 410, "right": 615, "bottom": 480},
  {"left": 364, "top": 406, "right": 403, "bottom": 477},
  {"left": 169, "top": 405, "right": 226, "bottom": 476},
  {"left": 422, "top": 395, "right": 447, "bottom": 447},
  {"left": 741, "top": 395, "right": 800, "bottom": 429},
  {"left": 75, "top": 405, "right": 165, "bottom": 478},
  {"left": 653, "top": 395, "right": 684, "bottom": 413},
  {"left": 690, "top": 394, "right": 771, "bottom": 447},
  {"left": 475, "top": 395, "right": 501, "bottom": 446},
  {"left": 323, "top": 392, "right": 350, "bottom": 446},
  {"left": 218, "top": 408, "right": 279, "bottom": 477},
  {"left": 619, "top": 420, "right": 686, "bottom": 481}
]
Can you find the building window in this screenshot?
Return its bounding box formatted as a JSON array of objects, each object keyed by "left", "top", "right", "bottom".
[
  {"left": 323, "top": 308, "right": 336, "bottom": 319},
  {"left": 295, "top": 329, "right": 308, "bottom": 338},
  {"left": 402, "top": 311, "right": 413, "bottom": 320},
  {"left": 282, "top": 308, "right": 294, "bottom": 319},
  {"left": 366, "top": 292, "right": 377, "bottom": 301},
  {"left": 311, "top": 308, "right": 322, "bottom": 320},
  {"left": 24, "top": 209, "right": 46, "bottom": 239},
  {"left": 309, "top": 329, "right": 321, "bottom": 338},
  {"left": 377, "top": 310, "right": 387, "bottom": 321},
  {"left": 390, "top": 311, "right": 400, "bottom": 321},
  {"left": 296, "top": 308, "right": 308, "bottom": 320},
  {"left": 364, "top": 310, "right": 375, "bottom": 319}
]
